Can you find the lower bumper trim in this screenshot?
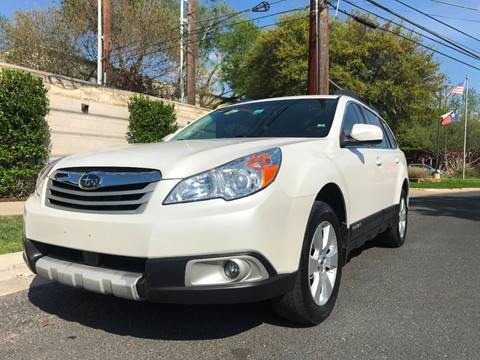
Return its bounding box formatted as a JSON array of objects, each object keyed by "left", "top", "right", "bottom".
[
  {"left": 138, "top": 272, "right": 297, "bottom": 304},
  {"left": 35, "top": 256, "right": 142, "bottom": 300}
]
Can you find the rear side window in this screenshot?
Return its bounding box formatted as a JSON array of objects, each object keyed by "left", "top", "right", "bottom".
[
  {"left": 380, "top": 120, "right": 398, "bottom": 149},
  {"left": 362, "top": 108, "right": 390, "bottom": 149}
]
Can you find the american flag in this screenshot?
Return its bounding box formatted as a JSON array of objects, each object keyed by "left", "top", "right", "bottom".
[{"left": 447, "top": 81, "right": 465, "bottom": 96}]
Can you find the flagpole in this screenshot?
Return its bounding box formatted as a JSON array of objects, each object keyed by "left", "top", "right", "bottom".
[
  {"left": 435, "top": 93, "right": 442, "bottom": 172},
  {"left": 462, "top": 75, "right": 469, "bottom": 180}
]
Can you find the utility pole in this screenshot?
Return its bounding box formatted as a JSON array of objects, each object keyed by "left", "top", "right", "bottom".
[
  {"left": 307, "top": 0, "right": 329, "bottom": 95},
  {"left": 186, "top": 0, "right": 197, "bottom": 105},
  {"left": 97, "top": 0, "right": 103, "bottom": 85},
  {"left": 102, "top": 0, "right": 111, "bottom": 86},
  {"left": 307, "top": 0, "right": 318, "bottom": 94},
  {"left": 319, "top": 3, "right": 329, "bottom": 95},
  {"left": 179, "top": 0, "right": 186, "bottom": 102}
]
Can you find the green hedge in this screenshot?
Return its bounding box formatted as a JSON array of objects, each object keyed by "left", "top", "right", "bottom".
[
  {"left": 0, "top": 69, "right": 50, "bottom": 198},
  {"left": 127, "top": 94, "right": 178, "bottom": 143}
]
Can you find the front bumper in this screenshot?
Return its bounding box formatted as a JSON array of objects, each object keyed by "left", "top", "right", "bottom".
[
  {"left": 25, "top": 179, "right": 313, "bottom": 274},
  {"left": 24, "top": 238, "right": 297, "bottom": 304}
]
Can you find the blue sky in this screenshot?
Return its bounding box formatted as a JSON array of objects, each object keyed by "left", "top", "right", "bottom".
[{"left": 1, "top": 0, "right": 479, "bottom": 90}]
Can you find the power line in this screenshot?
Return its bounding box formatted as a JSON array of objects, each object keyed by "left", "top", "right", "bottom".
[
  {"left": 113, "top": 0, "right": 290, "bottom": 53},
  {"left": 341, "top": 0, "right": 480, "bottom": 60},
  {"left": 362, "top": 0, "right": 480, "bottom": 59},
  {"left": 197, "top": 6, "right": 309, "bottom": 39},
  {"left": 113, "top": 6, "right": 309, "bottom": 57},
  {"left": 195, "top": 0, "right": 287, "bottom": 26},
  {"left": 352, "top": 2, "right": 480, "bottom": 23},
  {"left": 393, "top": 0, "right": 480, "bottom": 44},
  {"left": 330, "top": 3, "right": 480, "bottom": 71},
  {"left": 428, "top": 14, "right": 480, "bottom": 24},
  {"left": 429, "top": 0, "right": 480, "bottom": 11}
]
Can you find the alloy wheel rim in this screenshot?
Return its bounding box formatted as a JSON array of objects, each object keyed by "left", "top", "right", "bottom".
[
  {"left": 399, "top": 197, "right": 407, "bottom": 238},
  {"left": 308, "top": 221, "right": 338, "bottom": 306}
]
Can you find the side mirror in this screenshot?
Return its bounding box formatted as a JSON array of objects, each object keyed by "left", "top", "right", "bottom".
[{"left": 348, "top": 124, "right": 383, "bottom": 144}]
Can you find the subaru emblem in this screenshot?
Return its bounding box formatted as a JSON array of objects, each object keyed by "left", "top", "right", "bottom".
[{"left": 79, "top": 172, "right": 102, "bottom": 190}]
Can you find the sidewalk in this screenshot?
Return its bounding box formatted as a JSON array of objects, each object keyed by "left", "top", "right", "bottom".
[
  {"left": 0, "top": 251, "right": 49, "bottom": 297},
  {"left": 0, "top": 201, "right": 25, "bottom": 216}
]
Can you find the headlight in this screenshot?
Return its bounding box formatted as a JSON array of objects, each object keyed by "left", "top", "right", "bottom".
[
  {"left": 164, "top": 148, "right": 281, "bottom": 204},
  {"left": 35, "top": 157, "right": 64, "bottom": 196}
]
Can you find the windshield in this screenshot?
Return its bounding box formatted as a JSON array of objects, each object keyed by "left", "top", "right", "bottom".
[{"left": 172, "top": 98, "right": 339, "bottom": 140}]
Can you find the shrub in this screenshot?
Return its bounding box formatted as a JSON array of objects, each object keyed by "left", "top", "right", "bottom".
[
  {"left": 0, "top": 69, "right": 50, "bottom": 199},
  {"left": 127, "top": 94, "right": 178, "bottom": 143},
  {"left": 408, "top": 167, "right": 429, "bottom": 179},
  {"left": 454, "top": 166, "right": 480, "bottom": 178}
]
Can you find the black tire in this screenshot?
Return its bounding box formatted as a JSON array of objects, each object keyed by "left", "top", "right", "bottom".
[
  {"left": 379, "top": 190, "right": 408, "bottom": 248},
  {"left": 272, "top": 201, "right": 343, "bottom": 326}
]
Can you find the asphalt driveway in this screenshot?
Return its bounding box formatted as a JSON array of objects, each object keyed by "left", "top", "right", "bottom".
[{"left": 1, "top": 192, "right": 479, "bottom": 359}]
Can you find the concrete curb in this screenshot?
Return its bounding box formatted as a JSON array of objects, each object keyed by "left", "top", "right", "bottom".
[
  {"left": 0, "top": 201, "right": 25, "bottom": 216},
  {"left": 0, "top": 251, "right": 48, "bottom": 297},
  {"left": 410, "top": 188, "right": 479, "bottom": 197}
]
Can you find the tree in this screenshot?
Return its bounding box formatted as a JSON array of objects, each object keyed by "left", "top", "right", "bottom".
[
  {"left": 237, "top": 12, "right": 309, "bottom": 99},
  {"left": 1, "top": 1, "right": 178, "bottom": 93},
  {"left": 0, "top": 8, "right": 91, "bottom": 79},
  {"left": 234, "top": 13, "right": 446, "bottom": 150},
  {"left": 192, "top": 1, "right": 260, "bottom": 107}
]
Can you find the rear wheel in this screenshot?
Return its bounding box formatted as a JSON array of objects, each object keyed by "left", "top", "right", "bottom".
[
  {"left": 273, "top": 202, "right": 343, "bottom": 325},
  {"left": 379, "top": 190, "right": 408, "bottom": 247}
]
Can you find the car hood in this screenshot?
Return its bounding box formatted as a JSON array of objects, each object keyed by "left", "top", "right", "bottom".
[{"left": 54, "top": 138, "right": 319, "bottom": 178}]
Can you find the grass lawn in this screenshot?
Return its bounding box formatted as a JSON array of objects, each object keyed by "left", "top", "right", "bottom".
[
  {"left": 0, "top": 216, "right": 23, "bottom": 255},
  {"left": 410, "top": 178, "right": 480, "bottom": 189}
]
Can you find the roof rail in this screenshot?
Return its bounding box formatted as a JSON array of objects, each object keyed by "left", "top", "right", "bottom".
[
  {"left": 335, "top": 90, "right": 380, "bottom": 115},
  {"left": 334, "top": 89, "right": 361, "bottom": 100}
]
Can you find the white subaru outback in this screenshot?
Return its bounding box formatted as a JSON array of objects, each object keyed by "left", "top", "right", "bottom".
[{"left": 23, "top": 94, "right": 408, "bottom": 325}]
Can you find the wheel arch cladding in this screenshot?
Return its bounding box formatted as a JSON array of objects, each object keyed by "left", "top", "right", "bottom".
[
  {"left": 402, "top": 178, "right": 409, "bottom": 196},
  {"left": 315, "top": 183, "right": 347, "bottom": 226}
]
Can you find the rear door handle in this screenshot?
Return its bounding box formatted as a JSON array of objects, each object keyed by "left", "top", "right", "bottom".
[
  {"left": 395, "top": 157, "right": 400, "bottom": 164},
  {"left": 376, "top": 157, "right": 383, "bottom": 167}
]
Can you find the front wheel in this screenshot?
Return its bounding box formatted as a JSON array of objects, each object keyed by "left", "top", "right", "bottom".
[{"left": 273, "top": 202, "right": 343, "bottom": 325}]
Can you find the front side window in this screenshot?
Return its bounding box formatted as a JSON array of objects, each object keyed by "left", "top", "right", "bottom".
[
  {"left": 172, "top": 99, "right": 339, "bottom": 140},
  {"left": 342, "top": 103, "right": 365, "bottom": 135}
]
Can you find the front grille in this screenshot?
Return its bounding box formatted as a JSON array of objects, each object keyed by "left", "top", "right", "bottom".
[{"left": 45, "top": 167, "right": 161, "bottom": 214}]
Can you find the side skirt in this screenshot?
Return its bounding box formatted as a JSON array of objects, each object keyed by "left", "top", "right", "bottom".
[{"left": 345, "top": 204, "right": 399, "bottom": 255}]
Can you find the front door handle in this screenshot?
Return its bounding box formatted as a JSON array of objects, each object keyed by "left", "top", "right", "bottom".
[{"left": 376, "top": 157, "right": 383, "bottom": 167}]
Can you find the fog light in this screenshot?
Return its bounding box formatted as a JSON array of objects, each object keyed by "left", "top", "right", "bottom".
[{"left": 224, "top": 260, "right": 240, "bottom": 279}]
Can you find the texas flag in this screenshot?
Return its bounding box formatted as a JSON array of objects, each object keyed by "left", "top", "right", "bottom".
[{"left": 440, "top": 111, "right": 459, "bottom": 126}]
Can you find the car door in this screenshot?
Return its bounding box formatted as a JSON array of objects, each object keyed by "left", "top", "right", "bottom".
[
  {"left": 336, "top": 102, "right": 379, "bottom": 225},
  {"left": 380, "top": 119, "right": 405, "bottom": 204},
  {"left": 361, "top": 108, "right": 398, "bottom": 210}
]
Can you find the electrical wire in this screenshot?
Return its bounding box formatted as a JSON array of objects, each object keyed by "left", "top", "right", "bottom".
[
  {"left": 120, "top": 10, "right": 309, "bottom": 62},
  {"left": 330, "top": 3, "right": 480, "bottom": 71},
  {"left": 362, "top": 0, "right": 480, "bottom": 59},
  {"left": 113, "top": 6, "right": 309, "bottom": 56},
  {"left": 112, "top": 0, "right": 290, "bottom": 53},
  {"left": 341, "top": 0, "right": 480, "bottom": 60},
  {"left": 393, "top": 0, "right": 480, "bottom": 44},
  {"left": 429, "top": 0, "right": 480, "bottom": 11}
]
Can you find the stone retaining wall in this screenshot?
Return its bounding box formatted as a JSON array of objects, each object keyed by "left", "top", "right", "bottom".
[{"left": 0, "top": 62, "right": 209, "bottom": 158}]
